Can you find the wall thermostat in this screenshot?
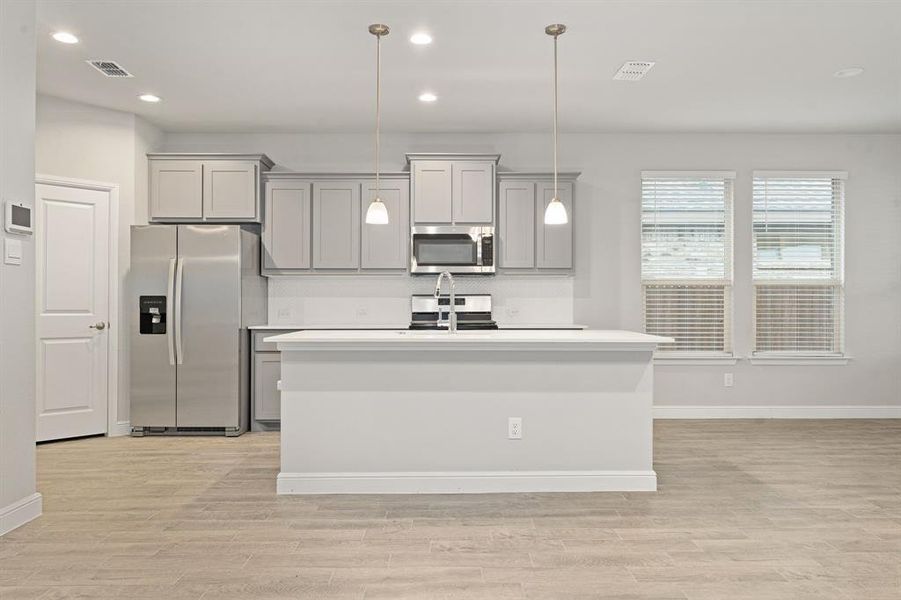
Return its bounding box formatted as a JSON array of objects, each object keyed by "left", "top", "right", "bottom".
[{"left": 4, "top": 202, "right": 33, "bottom": 235}]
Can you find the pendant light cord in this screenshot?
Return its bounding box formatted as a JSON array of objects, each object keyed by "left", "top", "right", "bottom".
[
  {"left": 375, "top": 32, "right": 381, "bottom": 199},
  {"left": 553, "top": 32, "right": 558, "bottom": 199}
]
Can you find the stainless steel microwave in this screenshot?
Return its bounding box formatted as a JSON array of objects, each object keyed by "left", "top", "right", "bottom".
[{"left": 410, "top": 226, "right": 495, "bottom": 274}]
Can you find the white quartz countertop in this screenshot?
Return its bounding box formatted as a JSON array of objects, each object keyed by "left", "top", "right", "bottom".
[
  {"left": 250, "top": 323, "right": 587, "bottom": 331},
  {"left": 267, "top": 329, "right": 672, "bottom": 351}
]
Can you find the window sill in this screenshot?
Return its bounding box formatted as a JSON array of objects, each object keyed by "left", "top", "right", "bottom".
[
  {"left": 654, "top": 354, "right": 738, "bottom": 366},
  {"left": 748, "top": 354, "right": 850, "bottom": 366}
]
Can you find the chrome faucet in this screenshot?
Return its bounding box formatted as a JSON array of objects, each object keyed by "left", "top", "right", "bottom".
[{"left": 434, "top": 271, "right": 457, "bottom": 333}]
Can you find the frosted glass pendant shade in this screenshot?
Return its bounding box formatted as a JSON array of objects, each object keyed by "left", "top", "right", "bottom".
[
  {"left": 544, "top": 198, "right": 568, "bottom": 225},
  {"left": 365, "top": 198, "right": 389, "bottom": 224}
]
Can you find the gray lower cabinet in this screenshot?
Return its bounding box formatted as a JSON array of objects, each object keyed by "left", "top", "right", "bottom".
[
  {"left": 262, "top": 173, "right": 409, "bottom": 275},
  {"left": 148, "top": 154, "right": 273, "bottom": 223},
  {"left": 497, "top": 173, "right": 578, "bottom": 272},
  {"left": 253, "top": 353, "right": 281, "bottom": 422},
  {"left": 251, "top": 330, "right": 291, "bottom": 429}
]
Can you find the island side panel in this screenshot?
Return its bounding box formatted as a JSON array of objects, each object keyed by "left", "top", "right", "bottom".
[{"left": 278, "top": 348, "right": 655, "bottom": 494}]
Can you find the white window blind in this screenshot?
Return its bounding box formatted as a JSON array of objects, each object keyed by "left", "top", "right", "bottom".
[
  {"left": 752, "top": 172, "right": 845, "bottom": 355},
  {"left": 641, "top": 172, "right": 734, "bottom": 354}
]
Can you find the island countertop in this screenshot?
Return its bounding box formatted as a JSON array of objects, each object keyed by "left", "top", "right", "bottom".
[{"left": 266, "top": 329, "right": 672, "bottom": 352}]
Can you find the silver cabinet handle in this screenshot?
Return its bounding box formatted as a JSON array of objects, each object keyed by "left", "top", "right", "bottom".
[
  {"left": 174, "top": 257, "right": 184, "bottom": 365},
  {"left": 89, "top": 322, "right": 107, "bottom": 330},
  {"left": 166, "top": 258, "right": 176, "bottom": 366}
]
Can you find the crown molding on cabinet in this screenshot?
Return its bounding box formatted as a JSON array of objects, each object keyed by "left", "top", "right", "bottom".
[
  {"left": 148, "top": 153, "right": 275, "bottom": 169},
  {"left": 497, "top": 171, "right": 581, "bottom": 180},
  {"left": 405, "top": 153, "right": 501, "bottom": 164},
  {"left": 263, "top": 171, "right": 409, "bottom": 180}
]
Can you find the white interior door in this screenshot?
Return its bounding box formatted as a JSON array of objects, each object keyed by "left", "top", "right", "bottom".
[{"left": 35, "top": 182, "right": 110, "bottom": 442}]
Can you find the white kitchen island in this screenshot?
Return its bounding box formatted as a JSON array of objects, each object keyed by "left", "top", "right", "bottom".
[{"left": 267, "top": 329, "right": 672, "bottom": 495}]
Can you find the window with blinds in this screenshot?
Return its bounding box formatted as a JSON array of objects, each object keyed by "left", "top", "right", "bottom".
[
  {"left": 641, "top": 172, "right": 734, "bottom": 354},
  {"left": 752, "top": 172, "right": 845, "bottom": 355}
]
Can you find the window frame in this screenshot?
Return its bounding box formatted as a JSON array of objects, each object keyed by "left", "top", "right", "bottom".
[
  {"left": 640, "top": 171, "right": 736, "bottom": 361},
  {"left": 751, "top": 171, "right": 847, "bottom": 360}
]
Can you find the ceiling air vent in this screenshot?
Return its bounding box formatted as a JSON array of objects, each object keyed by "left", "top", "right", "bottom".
[
  {"left": 86, "top": 60, "right": 133, "bottom": 78},
  {"left": 613, "top": 61, "right": 655, "bottom": 81}
]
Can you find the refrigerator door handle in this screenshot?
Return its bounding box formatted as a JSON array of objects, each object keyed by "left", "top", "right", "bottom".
[
  {"left": 166, "top": 257, "right": 177, "bottom": 366},
  {"left": 174, "top": 257, "right": 185, "bottom": 365}
]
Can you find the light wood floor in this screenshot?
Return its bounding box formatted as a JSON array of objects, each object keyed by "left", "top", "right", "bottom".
[{"left": 2, "top": 421, "right": 900, "bottom": 599}]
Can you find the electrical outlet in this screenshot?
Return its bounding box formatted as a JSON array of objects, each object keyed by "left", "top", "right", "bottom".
[
  {"left": 277, "top": 308, "right": 291, "bottom": 319},
  {"left": 356, "top": 307, "right": 368, "bottom": 318},
  {"left": 508, "top": 417, "right": 522, "bottom": 440},
  {"left": 724, "top": 373, "right": 734, "bottom": 388}
]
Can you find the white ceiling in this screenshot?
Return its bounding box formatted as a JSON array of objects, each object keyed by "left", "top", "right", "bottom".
[{"left": 36, "top": 0, "right": 901, "bottom": 133}]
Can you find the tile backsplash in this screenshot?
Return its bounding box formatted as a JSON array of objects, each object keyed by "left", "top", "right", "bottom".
[{"left": 267, "top": 275, "right": 575, "bottom": 326}]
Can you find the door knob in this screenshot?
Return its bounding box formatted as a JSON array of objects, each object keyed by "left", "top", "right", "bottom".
[{"left": 89, "top": 322, "right": 106, "bottom": 330}]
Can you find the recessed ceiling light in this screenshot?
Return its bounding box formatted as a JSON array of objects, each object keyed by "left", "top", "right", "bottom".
[
  {"left": 139, "top": 94, "right": 161, "bottom": 103},
  {"left": 833, "top": 67, "right": 864, "bottom": 78},
  {"left": 410, "top": 32, "right": 432, "bottom": 45},
  {"left": 52, "top": 31, "right": 79, "bottom": 44},
  {"left": 418, "top": 92, "right": 437, "bottom": 103}
]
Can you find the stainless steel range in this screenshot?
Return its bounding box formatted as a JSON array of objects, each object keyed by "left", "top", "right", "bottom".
[{"left": 410, "top": 294, "right": 498, "bottom": 331}]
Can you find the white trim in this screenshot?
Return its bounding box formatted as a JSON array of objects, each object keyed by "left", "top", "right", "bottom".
[
  {"left": 655, "top": 354, "right": 738, "bottom": 365},
  {"left": 641, "top": 170, "right": 736, "bottom": 179},
  {"left": 0, "top": 493, "right": 42, "bottom": 536},
  {"left": 753, "top": 170, "right": 848, "bottom": 180},
  {"left": 109, "top": 420, "right": 131, "bottom": 437},
  {"left": 749, "top": 354, "right": 849, "bottom": 366},
  {"left": 277, "top": 470, "right": 657, "bottom": 495},
  {"left": 653, "top": 405, "right": 901, "bottom": 419},
  {"left": 34, "top": 175, "right": 121, "bottom": 437}
]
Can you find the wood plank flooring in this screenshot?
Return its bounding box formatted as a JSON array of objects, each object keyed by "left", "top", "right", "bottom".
[{"left": 2, "top": 420, "right": 900, "bottom": 599}]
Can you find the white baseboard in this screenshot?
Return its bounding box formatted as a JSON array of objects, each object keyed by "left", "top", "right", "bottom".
[
  {"left": 278, "top": 470, "right": 657, "bottom": 495},
  {"left": 108, "top": 420, "right": 131, "bottom": 437},
  {"left": 0, "top": 492, "right": 42, "bottom": 536},
  {"left": 653, "top": 405, "right": 901, "bottom": 419}
]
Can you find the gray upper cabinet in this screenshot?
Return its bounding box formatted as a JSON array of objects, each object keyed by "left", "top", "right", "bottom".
[
  {"left": 408, "top": 154, "right": 499, "bottom": 225},
  {"left": 412, "top": 160, "right": 452, "bottom": 223},
  {"left": 262, "top": 179, "right": 311, "bottom": 271},
  {"left": 497, "top": 173, "right": 578, "bottom": 272},
  {"left": 203, "top": 161, "right": 258, "bottom": 220},
  {"left": 312, "top": 180, "right": 361, "bottom": 270},
  {"left": 452, "top": 162, "right": 494, "bottom": 223},
  {"left": 148, "top": 153, "right": 273, "bottom": 223},
  {"left": 498, "top": 180, "right": 536, "bottom": 268},
  {"left": 361, "top": 178, "right": 409, "bottom": 269},
  {"left": 536, "top": 181, "right": 574, "bottom": 269},
  {"left": 150, "top": 159, "right": 203, "bottom": 221},
  {"left": 262, "top": 173, "right": 409, "bottom": 276}
]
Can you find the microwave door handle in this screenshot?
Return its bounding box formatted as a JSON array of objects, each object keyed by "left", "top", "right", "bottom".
[{"left": 476, "top": 234, "right": 483, "bottom": 266}]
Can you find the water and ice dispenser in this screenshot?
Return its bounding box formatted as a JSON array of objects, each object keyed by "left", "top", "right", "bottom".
[{"left": 139, "top": 296, "right": 167, "bottom": 334}]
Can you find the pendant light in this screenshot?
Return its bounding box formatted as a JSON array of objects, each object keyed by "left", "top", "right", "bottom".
[
  {"left": 365, "top": 23, "right": 390, "bottom": 225},
  {"left": 544, "top": 23, "right": 568, "bottom": 225}
]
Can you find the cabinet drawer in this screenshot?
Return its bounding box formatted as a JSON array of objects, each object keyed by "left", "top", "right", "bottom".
[{"left": 253, "top": 330, "right": 296, "bottom": 352}]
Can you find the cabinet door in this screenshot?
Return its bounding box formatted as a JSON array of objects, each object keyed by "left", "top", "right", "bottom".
[
  {"left": 253, "top": 353, "right": 281, "bottom": 421},
  {"left": 149, "top": 160, "right": 203, "bottom": 220},
  {"left": 536, "top": 182, "right": 574, "bottom": 269},
  {"left": 202, "top": 161, "right": 258, "bottom": 220},
  {"left": 312, "top": 180, "right": 361, "bottom": 269},
  {"left": 498, "top": 181, "right": 536, "bottom": 268},
  {"left": 361, "top": 178, "right": 409, "bottom": 269},
  {"left": 412, "top": 161, "right": 452, "bottom": 223},
  {"left": 263, "top": 180, "right": 311, "bottom": 270},
  {"left": 452, "top": 162, "right": 494, "bottom": 223}
]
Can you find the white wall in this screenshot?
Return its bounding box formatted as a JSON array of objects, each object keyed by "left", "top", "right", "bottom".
[
  {"left": 35, "top": 94, "right": 163, "bottom": 426},
  {"left": 166, "top": 131, "right": 901, "bottom": 410},
  {"left": 0, "top": 0, "right": 40, "bottom": 534}
]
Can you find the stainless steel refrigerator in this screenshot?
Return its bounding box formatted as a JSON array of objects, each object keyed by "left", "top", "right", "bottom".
[{"left": 129, "top": 225, "right": 266, "bottom": 436}]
